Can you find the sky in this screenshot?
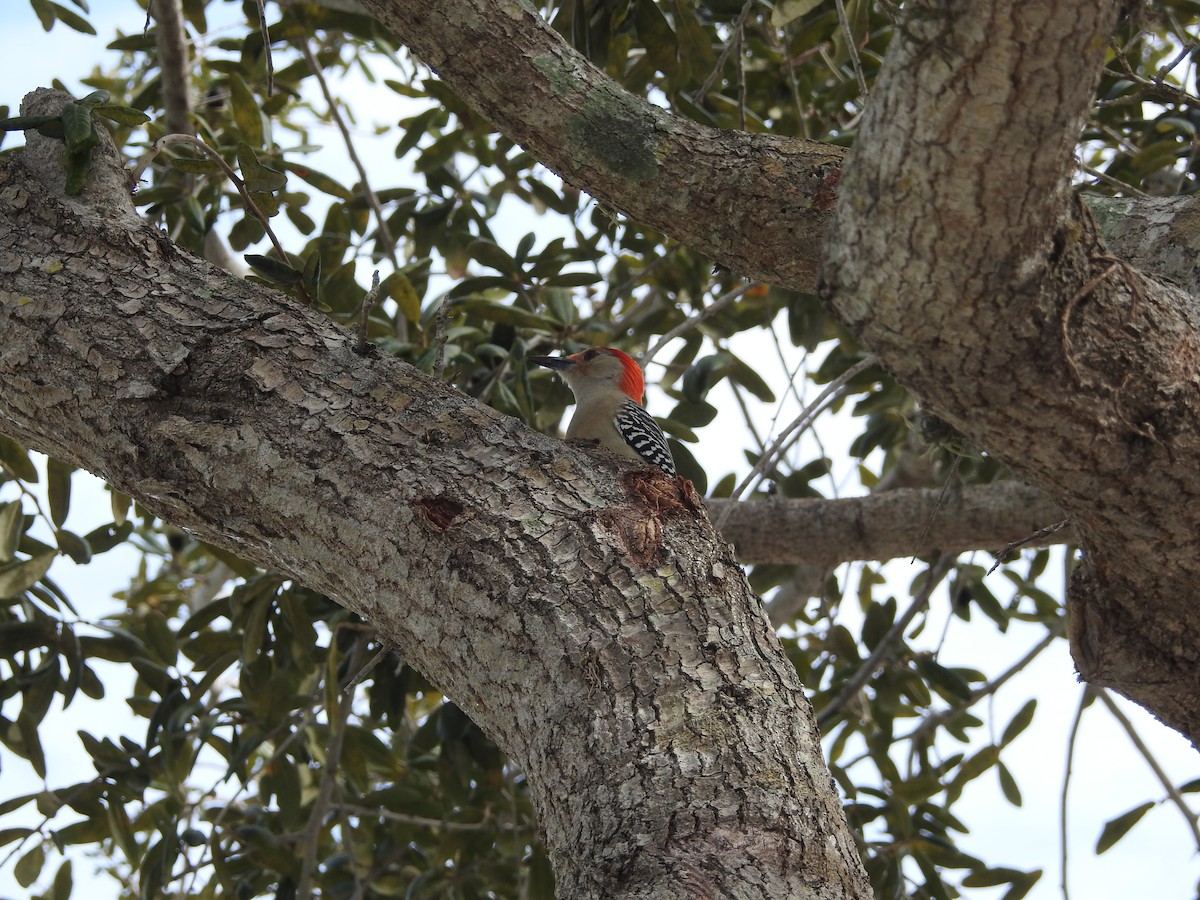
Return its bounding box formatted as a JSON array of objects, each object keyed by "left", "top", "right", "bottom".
[{"left": 0, "top": 2, "right": 1198, "bottom": 899}]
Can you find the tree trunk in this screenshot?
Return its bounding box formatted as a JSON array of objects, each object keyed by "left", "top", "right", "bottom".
[
  {"left": 0, "top": 90, "right": 871, "bottom": 899},
  {"left": 821, "top": 0, "right": 1200, "bottom": 740}
]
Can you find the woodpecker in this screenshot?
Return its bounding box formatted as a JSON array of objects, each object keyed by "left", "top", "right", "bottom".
[{"left": 529, "top": 347, "right": 677, "bottom": 477}]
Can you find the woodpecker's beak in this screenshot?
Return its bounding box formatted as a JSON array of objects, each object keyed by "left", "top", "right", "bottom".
[{"left": 528, "top": 355, "right": 575, "bottom": 370}]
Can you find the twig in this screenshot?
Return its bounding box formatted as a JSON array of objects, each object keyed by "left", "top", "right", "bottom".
[
  {"left": 1060, "top": 686, "right": 1092, "bottom": 900},
  {"left": 1095, "top": 687, "right": 1200, "bottom": 853},
  {"left": 299, "top": 38, "right": 406, "bottom": 339},
  {"left": 833, "top": 0, "right": 868, "bottom": 97},
  {"left": 911, "top": 454, "right": 962, "bottom": 563},
  {"left": 296, "top": 638, "right": 368, "bottom": 900},
  {"left": 334, "top": 804, "right": 524, "bottom": 833},
  {"left": 642, "top": 282, "right": 754, "bottom": 367},
  {"left": 716, "top": 355, "right": 878, "bottom": 529},
  {"left": 253, "top": 0, "right": 275, "bottom": 96},
  {"left": 355, "top": 270, "right": 382, "bottom": 355},
  {"left": 1079, "top": 165, "right": 1148, "bottom": 198},
  {"left": 345, "top": 640, "right": 396, "bottom": 691},
  {"left": 987, "top": 519, "right": 1072, "bottom": 574},
  {"left": 694, "top": 0, "right": 756, "bottom": 107},
  {"left": 816, "top": 554, "right": 956, "bottom": 728},
  {"left": 1059, "top": 262, "right": 1118, "bottom": 384}
]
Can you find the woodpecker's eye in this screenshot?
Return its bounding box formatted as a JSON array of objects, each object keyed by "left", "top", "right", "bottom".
[{"left": 582, "top": 349, "right": 600, "bottom": 361}]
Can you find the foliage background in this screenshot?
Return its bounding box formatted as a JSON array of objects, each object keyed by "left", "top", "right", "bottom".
[{"left": 0, "top": 1, "right": 1197, "bottom": 898}]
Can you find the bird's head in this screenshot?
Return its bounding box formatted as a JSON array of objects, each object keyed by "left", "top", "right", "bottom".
[{"left": 528, "top": 347, "right": 645, "bottom": 404}]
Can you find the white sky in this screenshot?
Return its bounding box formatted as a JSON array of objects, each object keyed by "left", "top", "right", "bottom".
[{"left": 0, "top": 3, "right": 1197, "bottom": 899}]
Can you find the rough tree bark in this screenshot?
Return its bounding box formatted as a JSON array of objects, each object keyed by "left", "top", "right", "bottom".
[
  {"left": 820, "top": 0, "right": 1200, "bottom": 742},
  {"left": 0, "top": 91, "right": 870, "bottom": 898},
  {"left": 352, "top": 0, "right": 1200, "bottom": 742}
]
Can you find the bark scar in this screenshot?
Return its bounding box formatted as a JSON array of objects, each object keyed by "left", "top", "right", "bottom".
[{"left": 415, "top": 495, "right": 466, "bottom": 532}]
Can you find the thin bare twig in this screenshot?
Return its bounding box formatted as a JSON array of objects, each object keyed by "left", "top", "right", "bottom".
[
  {"left": 299, "top": 39, "right": 408, "bottom": 338},
  {"left": 641, "top": 282, "right": 754, "bottom": 366},
  {"left": 987, "top": 519, "right": 1072, "bottom": 574},
  {"left": 1061, "top": 686, "right": 1092, "bottom": 900},
  {"left": 296, "top": 638, "right": 369, "bottom": 900},
  {"left": 694, "top": 0, "right": 756, "bottom": 107},
  {"left": 253, "top": 0, "right": 275, "bottom": 96},
  {"left": 335, "top": 804, "right": 524, "bottom": 833},
  {"left": 833, "top": 0, "right": 868, "bottom": 97},
  {"left": 1095, "top": 688, "right": 1200, "bottom": 853},
  {"left": 298, "top": 39, "right": 398, "bottom": 269},
  {"left": 716, "top": 355, "right": 878, "bottom": 529}
]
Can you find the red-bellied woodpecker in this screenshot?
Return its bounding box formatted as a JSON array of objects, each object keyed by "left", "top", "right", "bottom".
[{"left": 529, "top": 347, "right": 677, "bottom": 477}]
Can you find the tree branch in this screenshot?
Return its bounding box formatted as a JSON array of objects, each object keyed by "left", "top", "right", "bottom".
[
  {"left": 0, "top": 89, "right": 870, "bottom": 899},
  {"left": 708, "top": 482, "right": 1073, "bottom": 566},
  {"left": 355, "top": 0, "right": 844, "bottom": 293}
]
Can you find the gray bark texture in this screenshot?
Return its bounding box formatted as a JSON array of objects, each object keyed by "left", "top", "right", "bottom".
[
  {"left": 355, "top": 0, "right": 1200, "bottom": 742},
  {"left": 821, "top": 0, "right": 1200, "bottom": 741},
  {"left": 0, "top": 90, "right": 871, "bottom": 899}
]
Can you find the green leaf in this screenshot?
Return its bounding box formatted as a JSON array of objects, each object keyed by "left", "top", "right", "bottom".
[
  {"left": 14, "top": 843, "right": 44, "bottom": 888},
  {"left": 285, "top": 162, "right": 353, "bottom": 200},
  {"left": 0, "top": 827, "right": 35, "bottom": 849},
  {"left": 61, "top": 102, "right": 97, "bottom": 154},
  {"left": 0, "top": 114, "right": 59, "bottom": 132},
  {"left": 452, "top": 297, "right": 559, "bottom": 331},
  {"left": 236, "top": 142, "right": 287, "bottom": 192},
  {"left": 0, "top": 501, "right": 24, "bottom": 562},
  {"left": 30, "top": 0, "right": 55, "bottom": 30},
  {"left": 542, "top": 271, "right": 602, "bottom": 288},
  {"left": 772, "top": 0, "right": 826, "bottom": 27},
  {"left": 47, "top": 458, "right": 73, "bottom": 527},
  {"left": 50, "top": 2, "right": 96, "bottom": 34},
  {"left": 94, "top": 104, "right": 151, "bottom": 126},
  {"left": 51, "top": 858, "right": 73, "bottom": 900},
  {"left": 0, "top": 552, "right": 56, "bottom": 599},
  {"left": 55, "top": 530, "right": 91, "bottom": 564},
  {"left": 245, "top": 254, "right": 303, "bottom": 285},
  {"left": 468, "top": 239, "right": 519, "bottom": 275},
  {"left": 997, "top": 760, "right": 1022, "bottom": 807},
  {"left": 106, "top": 800, "right": 139, "bottom": 866},
  {"left": 229, "top": 74, "right": 264, "bottom": 148},
  {"left": 381, "top": 272, "right": 422, "bottom": 323},
  {"left": 82, "top": 521, "right": 132, "bottom": 554},
  {"left": 669, "top": 400, "right": 718, "bottom": 428},
  {"left": 165, "top": 154, "right": 222, "bottom": 175},
  {"left": 0, "top": 436, "right": 39, "bottom": 482},
  {"left": 109, "top": 494, "right": 130, "bottom": 528},
  {"left": 1096, "top": 801, "right": 1155, "bottom": 854},
  {"left": 1000, "top": 699, "right": 1036, "bottom": 746},
  {"left": 730, "top": 355, "right": 776, "bottom": 403},
  {"left": 634, "top": 0, "right": 678, "bottom": 77}
]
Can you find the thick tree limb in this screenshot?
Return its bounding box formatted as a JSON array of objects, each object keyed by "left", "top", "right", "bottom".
[
  {"left": 709, "top": 482, "right": 1073, "bottom": 567},
  {"left": 0, "top": 90, "right": 870, "bottom": 899},
  {"left": 355, "top": 0, "right": 843, "bottom": 292},
  {"left": 340, "top": 0, "right": 1200, "bottom": 741},
  {"left": 822, "top": 1, "right": 1200, "bottom": 741}
]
